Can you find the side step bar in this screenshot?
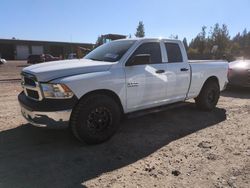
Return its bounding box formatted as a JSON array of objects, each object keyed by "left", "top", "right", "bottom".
[{"left": 126, "top": 102, "right": 190, "bottom": 119}]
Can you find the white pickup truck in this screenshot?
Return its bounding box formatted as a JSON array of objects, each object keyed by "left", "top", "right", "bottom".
[{"left": 18, "top": 38, "right": 228, "bottom": 144}]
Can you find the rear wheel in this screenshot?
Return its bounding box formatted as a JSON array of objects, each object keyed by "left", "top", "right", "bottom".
[
  {"left": 70, "top": 94, "right": 121, "bottom": 144},
  {"left": 195, "top": 80, "right": 220, "bottom": 111}
]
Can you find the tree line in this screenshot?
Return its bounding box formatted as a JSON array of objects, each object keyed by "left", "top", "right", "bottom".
[{"left": 186, "top": 24, "right": 250, "bottom": 61}]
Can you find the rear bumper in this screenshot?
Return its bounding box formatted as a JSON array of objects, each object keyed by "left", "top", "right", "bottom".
[{"left": 18, "top": 92, "right": 78, "bottom": 128}]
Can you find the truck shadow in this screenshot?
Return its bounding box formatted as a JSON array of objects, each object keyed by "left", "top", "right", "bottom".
[
  {"left": 221, "top": 87, "right": 250, "bottom": 99},
  {"left": 0, "top": 103, "right": 226, "bottom": 188}
]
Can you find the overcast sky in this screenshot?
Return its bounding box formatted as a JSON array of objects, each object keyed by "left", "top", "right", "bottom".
[{"left": 1, "top": 0, "right": 250, "bottom": 43}]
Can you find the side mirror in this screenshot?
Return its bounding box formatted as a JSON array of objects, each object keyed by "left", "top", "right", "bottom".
[{"left": 127, "top": 54, "right": 151, "bottom": 66}]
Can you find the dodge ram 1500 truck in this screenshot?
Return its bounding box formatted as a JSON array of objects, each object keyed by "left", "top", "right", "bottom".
[{"left": 18, "top": 38, "right": 228, "bottom": 144}]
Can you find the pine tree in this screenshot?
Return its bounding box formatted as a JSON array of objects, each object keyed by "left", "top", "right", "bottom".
[
  {"left": 169, "top": 34, "right": 178, "bottom": 39},
  {"left": 183, "top": 38, "right": 188, "bottom": 51},
  {"left": 135, "top": 21, "right": 145, "bottom": 38}
]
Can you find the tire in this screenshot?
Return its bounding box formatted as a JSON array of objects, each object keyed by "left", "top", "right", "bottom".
[
  {"left": 195, "top": 80, "right": 220, "bottom": 111},
  {"left": 70, "top": 94, "right": 121, "bottom": 144}
]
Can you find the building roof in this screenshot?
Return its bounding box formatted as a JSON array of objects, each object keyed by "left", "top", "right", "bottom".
[{"left": 0, "top": 38, "right": 94, "bottom": 47}]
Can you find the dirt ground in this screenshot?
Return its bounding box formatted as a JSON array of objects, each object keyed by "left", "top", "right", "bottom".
[
  {"left": 0, "top": 61, "right": 27, "bottom": 80},
  {"left": 0, "top": 61, "right": 249, "bottom": 188}
]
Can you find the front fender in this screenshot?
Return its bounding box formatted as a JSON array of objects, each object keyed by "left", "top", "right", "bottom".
[{"left": 51, "top": 70, "right": 127, "bottom": 111}]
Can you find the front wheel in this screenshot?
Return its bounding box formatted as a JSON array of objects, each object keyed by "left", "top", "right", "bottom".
[
  {"left": 195, "top": 81, "right": 220, "bottom": 111},
  {"left": 70, "top": 94, "right": 121, "bottom": 144}
]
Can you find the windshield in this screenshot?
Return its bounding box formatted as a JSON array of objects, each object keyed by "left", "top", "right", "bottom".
[{"left": 84, "top": 40, "right": 135, "bottom": 62}]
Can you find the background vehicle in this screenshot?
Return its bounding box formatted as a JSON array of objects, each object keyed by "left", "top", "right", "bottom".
[
  {"left": 95, "top": 34, "right": 126, "bottom": 47},
  {"left": 44, "top": 54, "right": 60, "bottom": 62},
  {"left": 19, "top": 38, "right": 228, "bottom": 144},
  {"left": 76, "top": 47, "right": 92, "bottom": 59},
  {"left": 27, "top": 55, "right": 44, "bottom": 64},
  {"left": 67, "top": 53, "right": 77, "bottom": 59},
  {"left": 27, "top": 54, "right": 60, "bottom": 64},
  {"left": 74, "top": 34, "right": 126, "bottom": 59},
  {"left": 228, "top": 60, "right": 250, "bottom": 87},
  {"left": 0, "top": 58, "right": 7, "bottom": 64}
]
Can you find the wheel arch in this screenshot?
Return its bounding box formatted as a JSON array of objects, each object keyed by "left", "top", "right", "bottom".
[
  {"left": 203, "top": 76, "right": 220, "bottom": 87},
  {"left": 78, "top": 89, "right": 124, "bottom": 114},
  {"left": 197, "top": 76, "right": 220, "bottom": 97}
]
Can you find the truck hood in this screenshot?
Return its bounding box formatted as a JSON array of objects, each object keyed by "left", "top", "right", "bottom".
[{"left": 23, "top": 59, "right": 113, "bottom": 82}]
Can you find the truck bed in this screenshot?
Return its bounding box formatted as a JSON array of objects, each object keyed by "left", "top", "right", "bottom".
[{"left": 187, "top": 60, "right": 228, "bottom": 99}]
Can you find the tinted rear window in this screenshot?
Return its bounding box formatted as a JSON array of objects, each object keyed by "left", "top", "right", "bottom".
[{"left": 165, "top": 43, "right": 183, "bottom": 63}]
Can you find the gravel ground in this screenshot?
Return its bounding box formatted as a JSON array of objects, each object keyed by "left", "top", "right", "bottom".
[
  {"left": 0, "top": 62, "right": 249, "bottom": 188},
  {"left": 0, "top": 61, "right": 27, "bottom": 80}
]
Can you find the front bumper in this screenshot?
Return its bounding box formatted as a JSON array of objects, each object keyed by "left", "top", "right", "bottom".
[
  {"left": 21, "top": 106, "right": 71, "bottom": 128},
  {"left": 18, "top": 92, "right": 78, "bottom": 128}
]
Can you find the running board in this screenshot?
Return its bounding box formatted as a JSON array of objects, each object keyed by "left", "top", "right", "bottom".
[{"left": 126, "top": 102, "right": 189, "bottom": 119}]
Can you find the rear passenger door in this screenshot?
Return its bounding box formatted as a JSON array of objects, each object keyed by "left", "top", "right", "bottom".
[
  {"left": 125, "top": 41, "right": 168, "bottom": 111},
  {"left": 164, "top": 42, "right": 190, "bottom": 101}
]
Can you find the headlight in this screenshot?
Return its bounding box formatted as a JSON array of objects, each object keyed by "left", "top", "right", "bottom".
[{"left": 41, "top": 83, "right": 74, "bottom": 99}]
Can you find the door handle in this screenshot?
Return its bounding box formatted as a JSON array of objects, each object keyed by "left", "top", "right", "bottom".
[
  {"left": 180, "top": 68, "right": 189, "bottom": 71},
  {"left": 155, "top": 69, "right": 165, "bottom": 74}
]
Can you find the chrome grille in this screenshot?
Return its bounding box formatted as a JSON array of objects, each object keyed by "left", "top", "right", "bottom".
[
  {"left": 24, "top": 77, "right": 36, "bottom": 87},
  {"left": 26, "top": 89, "right": 40, "bottom": 99},
  {"left": 21, "top": 72, "right": 43, "bottom": 101}
]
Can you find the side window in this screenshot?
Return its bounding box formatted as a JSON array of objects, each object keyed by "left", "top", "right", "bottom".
[
  {"left": 165, "top": 43, "right": 183, "bottom": 63},
  {"left": 127, "top": 42, "right": 162, "bottom": 65}
]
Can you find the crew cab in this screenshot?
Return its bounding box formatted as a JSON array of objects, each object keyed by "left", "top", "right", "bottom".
[{"left": 18, "top": 38, "right": 228, "bottom": 144}]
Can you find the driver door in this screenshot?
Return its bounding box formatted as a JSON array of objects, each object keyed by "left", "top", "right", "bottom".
[{"left": 124, "top": 41, "right": 168, "bottom": 111}]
